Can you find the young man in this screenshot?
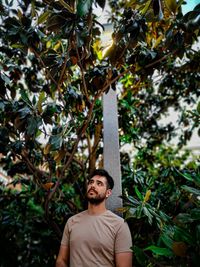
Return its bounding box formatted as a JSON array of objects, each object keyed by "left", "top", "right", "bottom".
[{"left": 56, "top": 169, "right": 133, "bottom": 267}]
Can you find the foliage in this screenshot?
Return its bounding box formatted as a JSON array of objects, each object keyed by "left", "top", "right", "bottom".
[
  {"left": 0, "top": 182, "right": 58, "bottom": 267},
  {"left": 121, "top": 145, "right": 200, "bottom": 266},
  {"left": 0, "top": 0, "right": 200, "bottom": 266}
]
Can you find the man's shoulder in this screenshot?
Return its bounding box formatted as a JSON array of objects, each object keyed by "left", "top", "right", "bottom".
[
  {"left": 105, "top": 210, "right": 125, "bottom": 223},
  {"left": 68, "top": 210, "right": 86, "bottom": 220},
  {"left": 67, "top": 210, "right": 87, "bottom": 222}
]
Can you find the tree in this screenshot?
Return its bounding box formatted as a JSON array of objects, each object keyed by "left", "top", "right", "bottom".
[{"left": 0, "top": 0, "right": 199, "bottom": 266}]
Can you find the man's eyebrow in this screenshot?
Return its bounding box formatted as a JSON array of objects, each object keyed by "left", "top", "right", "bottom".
[{"left": 96, "top": 179, "right": 104, "bottom": 184}]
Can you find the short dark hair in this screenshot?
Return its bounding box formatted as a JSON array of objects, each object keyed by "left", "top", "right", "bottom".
[{"left": 89, "top": 169, "right": 114, "bottom": 190}]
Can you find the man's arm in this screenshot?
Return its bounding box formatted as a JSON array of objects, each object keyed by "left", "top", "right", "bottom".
[
  {"left": 115, "top": 252, "right": 132, "bottom": 267},
  {"left": 55, "top": 245, "right": 69, "bottom": 267}
]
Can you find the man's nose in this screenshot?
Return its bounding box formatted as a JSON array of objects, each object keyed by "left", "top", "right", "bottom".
[{"left": 91, "top": 184, "right": 96, "bottom": 189}]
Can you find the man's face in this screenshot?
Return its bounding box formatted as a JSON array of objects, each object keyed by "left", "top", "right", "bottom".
[{"left": 86, "top": 175, "right": 111, "bottom": 205}]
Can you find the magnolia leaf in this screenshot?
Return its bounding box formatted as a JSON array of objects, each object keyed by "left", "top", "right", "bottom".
[
  {"left": 42, "top": 182, "right": 54, "bottom": 190},
  {"left": 197, "top": 102, "right": 200, "bottom": 114},
  {"left": 37, "top": 11, "right": 50, "bottom": 25},
  {"left": 144, "top": 245, "right": 173, "bottom": 256},
  {"left": 194, "top": 3, "right": 200, "bottom": 11},
  {"left": 46, "top": 15, "right": 66, "bottom": 32},
  {"left": 27, "top": 116, "right": 42, "bottom": 136},
  {"left": 141, "top": 0, "right": 151, "bottom": 15},
  {"left": 175, "top": 213, "right": 194, "bottom": 224},
  {"left": 54, "top": 149, "right": 66, "bottom": 163},
  {"left": 153, "top": 34, "right": 164, "bottom": 48},
  {"left": 49, "top": 134, "right": 63, "bottom": 150},
  {"left": 116, "top": 207, "right": 128, "bottom": 213},
  {"left": 77, "top": 0, "right": 92, "bottom": 17},
  {"left": 37, "top": 91, "right": 45, "bottom": 113},
  {"left": 164, "top": 0, "right": 178, "bottom": 14},
  {"left": 11, "top": 43, "right": 25, "bottom": 49},
  {"left": 143, "top": 206, "right": 153, "bottom": 224},
  {"left": 59, "top": 0, "right": 75, "bottom": 13},
  {"left": 20, "top": 89, "right": 32, "bottom": 107},
  {"left": 143, "top": 189, "right": 151, "bottom": 203},
  {"left": 190, "top": 208, "right": 200, "bottom": 220},
  {"left": 181, "top": 185, "right": 200, "bottom": 196},
  {"left": 175, "top": 168, "right": 194, "bottom": 182},
  {"left": 133, "top": 245, "right": 147, "bottom": 266},
  {"left": 18, "top": 107, "right": 31, "bottom": 119},
  {"left": 0, "top": 72, "right": 10, "bottom": 84},
  {"left": 160, "top": 231, "right": 173, "bottom": 249},
  {"left": 174, "top": 226, "right": 194, "bottom": 244},
  {"left": 172, "top": 242, "right": 187, "bottom": 257},
  {"left": 134, "top": 185, "right": 143, "bottom": 201},
  {"left": 44, "top": 143, "right": 51, "bottom": 155}
]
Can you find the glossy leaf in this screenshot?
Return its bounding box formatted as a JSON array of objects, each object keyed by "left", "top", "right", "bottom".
[
  {"left": 134, "top": 186, "right": 143, "bottom": 200},
  {"left": 77, "top": 0, "right": 92, "bottom": 17},
  {"left": 133, "top": 245, "right": 147, "bottom": 266},
  {"left": 49, "top": 134, "right": 63, "bottom": 150},
  {"left": 37, "top": 11, "right": 50, "bottom": 24},
  {"left": 27, "top": 116, "right": 42, "bottom": 136},
  {"left": 96, "top": 0, "right": 106, "bottom": 9},
  {"left": 181, "top": 185, "right": 200, "bottom": 196},
  {"left": 164, "top": 0, "right": 178, "bottom": 14},
  {"left": 172, "top": 241, "right": 187, "bottom": 257},
  {"left": 144, "top": 245, "right": 173, "bottom": 257}
]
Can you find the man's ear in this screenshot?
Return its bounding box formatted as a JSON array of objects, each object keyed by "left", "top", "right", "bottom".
[{"left": 106, "top": 189, "right": 112, "bottom": 198}]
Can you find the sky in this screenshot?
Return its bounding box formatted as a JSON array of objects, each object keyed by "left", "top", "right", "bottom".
[{"left": 182, "top": 0, "right": 200, "bottom": 14}]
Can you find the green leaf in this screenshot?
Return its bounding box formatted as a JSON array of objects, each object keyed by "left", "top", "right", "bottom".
[
  {"left": 194, "top": 3, "right": 200, "bottom": 11},
  {"left": 125, "top": 207, "right": 137, "bottom": 220},
  {"left": 133, "top": 245, "right": 147, "bottom": 266},
  {"left": 164, "top": 0, "right": 178, "bottom": 14},
  {"left": 196, "top": 225, "right": 200, "bottom": 246},
  {"left": 27, "top": 116, "right": 42, "bottom": 136},
  {"left": 144, "top": 245, "right": 173, "bottom": 257},
  {"left": 143, "top": 206, "right": 153, "bottom": 224},
  {"left": 197, "top": 102, "right": 200, "bottom": 114},
  {"left": 37, "top": 91, "right": 46, "bottom": 113},
  {"left": 1, "top": 73, "right": 10, "bottom": 84},
  {"left": 181, "top": 185, "right": 200, "bottom": 196},
  {"left": 175, "top": 213, "right": 194, "bottom": 224},
  {"left": 49, "top": 134, "right": 63, "bottom": 150},
  {"left": 18, "top": 107, "right": 31, "bottom": 119},
  {"left": 175, "top": 168, "right": 194, "bottom": 182},
  {"left": 77, "top": 0, "right": 92, "bottom": 17},
  {"left": 174, "top": 226, "right": 193, "bottom": 244},
  {"left": 190, "top": 208, "right": 200, "bottom": 220},
  {"left": 20, "top": 89, "right": 32, "bottom": 107},
  {"left": 160, "top": 230, "right": 173, "bottom": 249},
  {"left": 134, "top": 186, "right": 143, "bottom": 201},
  {"left": 59, "top": 0, "right": 75, "bottom": 13},
  {"left": 141, "top": 0, "right": 151, "bottom": 15},
  {"left": 126, "top": 195, "right": 140, "bottom": 206},
  {"left": 37, "top": 11, "right": 50, "bottom": 25}
]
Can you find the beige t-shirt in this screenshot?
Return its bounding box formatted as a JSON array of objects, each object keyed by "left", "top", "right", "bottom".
[{"left": 61, "top": 210, "right": 132, "bottom": 267}]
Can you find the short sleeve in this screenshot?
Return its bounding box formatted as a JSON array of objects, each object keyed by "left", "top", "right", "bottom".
[
  {"left": 61, "top": 221, "right": 70, "bottom": 246},
  {"left": 115, "top": 222, "right": 132, "bottom": 253}
]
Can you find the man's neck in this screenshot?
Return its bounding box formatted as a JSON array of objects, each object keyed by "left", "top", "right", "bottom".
[{"left": 87, "top": 202, "right": 107, "bottom": 215}]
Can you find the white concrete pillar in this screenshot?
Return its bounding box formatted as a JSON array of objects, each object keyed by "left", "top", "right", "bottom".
[{"left": 103, "top": 89, "right": 122, "bottom": 214}]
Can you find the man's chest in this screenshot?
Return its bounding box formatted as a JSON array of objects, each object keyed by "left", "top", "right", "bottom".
[{"left": 69, "top": 218, "right": 116, "bottom": 252}]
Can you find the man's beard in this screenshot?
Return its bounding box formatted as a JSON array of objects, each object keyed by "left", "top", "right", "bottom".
[{"left": 86, "top": 189, "right": 107, "bottom": 205}]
